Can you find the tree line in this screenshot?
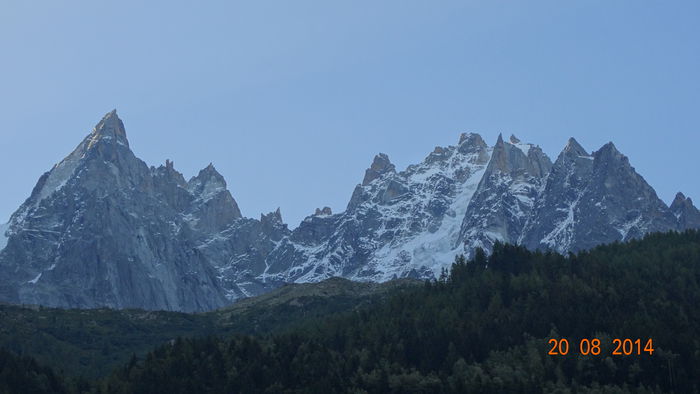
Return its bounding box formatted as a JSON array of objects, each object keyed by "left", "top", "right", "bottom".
[{"left": 2, "top": 230, "right": 699, "bottom": 393}]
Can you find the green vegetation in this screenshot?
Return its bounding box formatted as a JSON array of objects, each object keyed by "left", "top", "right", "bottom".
[
  {"left": 0, "top": 278, "right": 413, "bottom": 379},
  {"left": 0, "top": 348, "right": 76, "bottom": 394},
  {"left": 2, "top": 230, "right": 700, "bottom": 393}
]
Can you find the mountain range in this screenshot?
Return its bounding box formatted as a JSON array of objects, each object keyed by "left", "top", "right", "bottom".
[{"left": 0, "top": 110, "right": 698, "bottom": 311}]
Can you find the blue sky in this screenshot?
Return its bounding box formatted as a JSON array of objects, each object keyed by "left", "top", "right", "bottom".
[{"left": 1, "top": 1, "right": 698, "bottom": 226}]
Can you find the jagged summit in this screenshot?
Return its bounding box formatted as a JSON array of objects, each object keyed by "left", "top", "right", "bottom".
[
  {"left": 260, "top": 208, "right": 288, "bottom": 241},
  {"left": 672, "top": 192, "right": 689, "bottom": 206},
  {"left": 486, "top": 134, "right": 508, "bottom": 172},
  {"left": 563, "top": 137, "right": 589, "bottom": 156},
  {"left": 187, "top": 163, "right": 242, "bottom": 224},
  {"left": 504, "top": 133, "right": 539, "bottom": 157},
  {"left": 458, "top": 132, "right": 483, "bottom": 145},
  {"left": 362, "top": 153, "right": 395, "bottom": 186},
  {"left": 195, "top": 163, "right": 225, "bottom": 181},
  {"left": 0, "top": 111, "right": 242, "bottom": 311},
  {"left": 592, "top": 142, "right": 638, "bottom": 178},
  {"left": 459, "top": 132, "right": 551, "bottom": 253},
  {"left": 670, "top": 192, "right": 700, "bottom": 230},
  {"left": 671, "top": 192, "right": 697, "bottom": 212},
  {"left": 261, "top": 208, "right": 284, "bottom": 224},
  {"left": 12, "top": 111, "right": 140, "bottom": 215},
  {"left": 153, "top": 159, "right": 188, "bottom": 188},
  {"left": 155, "top": 159, "right": 183, "bottom": 177},
  {"left": 314, "top": 207, "right": 333, "bottom": 216},
  {"left": 483, "top": 132, "right": 548, "bottom": 176},
  {"left": 1, "top": 110, "right": 697, "bottom": 312},
  {"left": 596, "top": 141, "right": 623, "bottom": 158},
  {"left": 90, "top": 109, "right": 128, "bottom": 147},
  {"left": 99, "top": 109, "right": 118, "bottom": 122},
  {"left": 457, "top": 133, "right": 487, "bottom": 155},
  {"left": 189, "top": 163, "right": 228, "bottom": 191}
]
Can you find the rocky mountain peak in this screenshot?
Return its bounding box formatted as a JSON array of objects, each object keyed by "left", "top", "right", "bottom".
[
  {"left": 166, "top": 159, "right": 183, "bottom": 177},
  {"left": 362, "top": 153, "right": 395, "bottom": 186},
  {"left": 486, "top": 133, "right": 520, "bottom": 175},
  {"left": 457, "top": 133, "right": 488, "bottom": 154},
  {"left": 492, "top": 132, "right": 506, "bottom": 151},
  {"left": 260, "top": 208, "right": 288, "bottom": 235},
  {"left": 1, "top": 110, "right": 697, "bottom": 312},
  {"left": 261, "top": 208, "right": 284, "bottom": 225},
  {"left": 495, "top": 133, "right": 505, "bottom": 145},
  {"left": 257, "top": 208, "right": 289, "bottom": 244},
  {"left": 526, "top": 146, "right": 554, "bottom": 178},
  {"left": 548, "top": 139, "right": 592, "bottom": 177},
  {"left": 563, "top": 137, "right": 589, "bottom": 157},
  {"left": 156, "top": 159, "right": 186, "bottom": 185},
  {"left": 88, "top": 109, "right": 129, "bottom": 148},
  {"left": 0, "top": 111, "right": 234, "bottom": 311},
  {"left": 200, "top": 163, "right": 225, "bottom": 181},
  {"left": 12, "top": 110, "right": 145, "bottom": 219},
  {"left": 672, "top": 192, "right": 689, "bottom": 207},
  {"left": 185, "top": 163, "right": 242, "bottom": 225},
  {"left": 314, "top": 207, "right": 333, "bottom": 216},
  {"left": 459, "top": 132, "right": 486, "bottom": 145},
  {"left": 595, "top": 142, "right": 625, "bottom": 162},
  {"left": 670, "top": 192, "right": 700, "bottom": 230},
  {"left": 459, "top": 133, "right": 551, "bottom": 253},
  {"left": 188, "top": 164, "right": 228, "bottom": 197}
]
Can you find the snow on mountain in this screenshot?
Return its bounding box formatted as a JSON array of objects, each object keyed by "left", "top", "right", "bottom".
[
  {"left": 459, "top": 134, "right": 552, "bottom": 255},
  {"left": 508, "top": 134, "right": 532, "bottom": 155},
  {"left": 521, "top": 139, "right": 677, "bottom": 253},
  {"left": 521, "top": 137, "right": 593, "bottom": 253},
  {"left": 0, "top": 110, "right": 696, "bottom": 311},
  {"left": 321, "top": 132, "right": 493, "bottom": 281},
  {"left": 194, "top": 132, "right": 495, "bottom": 295},
  {"left": 35, "top": 150, "right": 83, "bottom": 205},
  {"left": 0, "top": 222, "right": 8, "bottom": 252}
]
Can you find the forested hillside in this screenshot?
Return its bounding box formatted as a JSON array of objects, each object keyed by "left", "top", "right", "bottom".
[
  {"left": 0, "top": 278, "right": 413, "bottom": 379},
  {"left": 0, "top": 348, "right": 75, "bottom": 394},
  {"left": 100, "top": 230, "right": 700, "bottom": 393},
  {"left": 2, "top": 230, "right": 699, "bottom": 393}
]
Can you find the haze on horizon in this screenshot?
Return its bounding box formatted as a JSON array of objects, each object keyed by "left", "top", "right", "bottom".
[{"left": 1, "top": 1, "right": 698, "bottom": 227}]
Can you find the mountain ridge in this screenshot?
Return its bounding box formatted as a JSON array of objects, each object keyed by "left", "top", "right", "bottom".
[{"left": 0, "top": 110, "right": 698, "bottom": 311}]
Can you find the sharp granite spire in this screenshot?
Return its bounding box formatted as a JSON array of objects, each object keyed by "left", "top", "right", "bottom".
[
  {"left": 0, "top": 110, "right": 244, "bottom": 311},
  {"left": 362, "top": 153, "right": 396, "bottom": 186},
  {"left": 563, "top": 137, "right": 589, "bottom": 157},
  {"left": 89, "top": 109, "right": 129, "bottom": 148}
]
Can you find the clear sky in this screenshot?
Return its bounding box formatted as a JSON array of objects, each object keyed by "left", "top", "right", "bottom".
[{"left": 1, "top": 1, "right": 698, "bottom": 227}]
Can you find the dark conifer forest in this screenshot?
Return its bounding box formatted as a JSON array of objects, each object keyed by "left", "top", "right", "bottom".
[{"left": 2, "top": 230, "right": 699, "bottom": 393}]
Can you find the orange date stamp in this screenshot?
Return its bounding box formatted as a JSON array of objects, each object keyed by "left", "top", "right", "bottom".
[{"left": 548, "top": 338, "right": 654, "bottom": 356}]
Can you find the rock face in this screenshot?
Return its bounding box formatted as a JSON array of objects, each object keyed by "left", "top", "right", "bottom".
[
  {"left": 458, "top": 134, "right": 552, "bottom": 255},
  {"left": 670, "top": 192, "right": 700, "bottom": 230},
  {"left": 0, "top": 110, "right": 697, "bottom": 311},
  {"left": 0, "top": 111, "right": 233, "bottom": 311},
  {"left": 521, "top": 140, "right": 678, "bottom": 253}
]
